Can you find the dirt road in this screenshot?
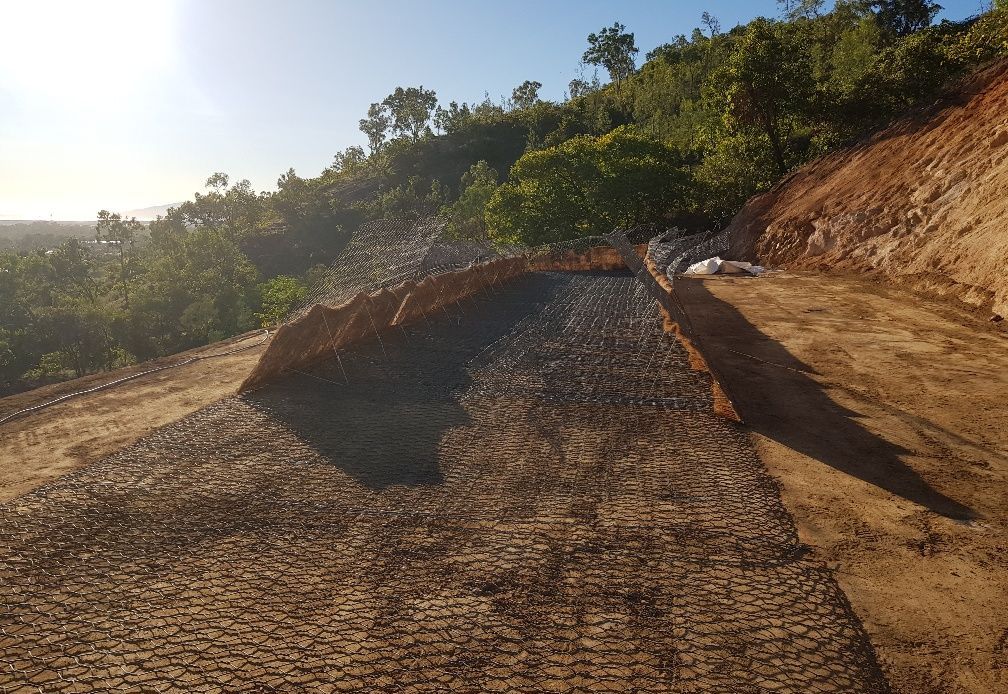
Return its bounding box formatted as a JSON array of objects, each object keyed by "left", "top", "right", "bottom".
[
  {"left": 0, "top": 271, "right": 886, "bottom": 692},
  {"left": 680, "top": 272, "right": 1008, "bottom": 694}
]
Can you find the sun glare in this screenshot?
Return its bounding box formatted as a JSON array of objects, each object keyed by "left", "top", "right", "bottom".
[{"left": 0, "top": 0, "right": 176, "bottom": 108}]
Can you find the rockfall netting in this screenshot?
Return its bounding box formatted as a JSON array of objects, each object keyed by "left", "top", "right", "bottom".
[
  {"left": 242, "top": 220, "right": 647, "bottom": 391},
  {"left": 648, "top": 229, "right": 732, "bottom": 280},
  {"left": 291, "top": 217, "right": 452, "bottom": 320},
  {"left": 239, "top": 257, "right": 528, "bottom": 391},
  {"left": 0, "top": 269, "right": 889, "bottom": 692},
  {"left": 612, "top": 230, "right": 739, "bottom": 420}
]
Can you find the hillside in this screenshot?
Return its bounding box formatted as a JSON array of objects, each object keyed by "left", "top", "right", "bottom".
[{"left": 727, "top": 58, "right": 1008, "bottom": 317}]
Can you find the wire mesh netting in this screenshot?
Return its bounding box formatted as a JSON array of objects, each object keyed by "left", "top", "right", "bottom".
[
  {"left": 290, "top": 217, "right": 453, "bottom": 319},
  {"left": 287, "top": 214, "right": 588, "bottom": 323},
  {"left": 649, "top": 230, "right": 731, "bottom": 279},
  {"left": 0, "top": 270, "right": 889, "bottom": 692}
]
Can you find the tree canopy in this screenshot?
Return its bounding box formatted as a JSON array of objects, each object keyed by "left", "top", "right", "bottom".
[
  {"left": 583, "top": 22, "right": 639, "bottom": 93},
  {"left": 485, "top": 127, "right": 688, "bottom": 245},
  {"left": 381, "top": 86, "right": 438, "bottom": 141}
]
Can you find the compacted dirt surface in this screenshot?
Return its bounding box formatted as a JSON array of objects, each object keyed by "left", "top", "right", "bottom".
[
  {"left": 0, "top": 332, "right": 268, "bottom": 502},
  {"left": 679, "top": 272, "right": 1008, "bottom": 694},
  {"left": 0, "top": 271, "right": 888, "bottom": 692}
]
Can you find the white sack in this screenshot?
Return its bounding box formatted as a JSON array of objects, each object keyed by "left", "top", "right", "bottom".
[
  {"left": 684, "top": 257, "right": 766, "bottom": 276},
  {"left": 686, "top": 256, "right": 724, "bottom": 275}
]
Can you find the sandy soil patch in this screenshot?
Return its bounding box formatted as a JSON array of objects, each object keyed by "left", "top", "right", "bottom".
[{"left": 681, "top": 271, "right": 1008, "bottom": 694}]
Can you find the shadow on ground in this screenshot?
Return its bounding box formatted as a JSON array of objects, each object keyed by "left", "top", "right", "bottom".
[
  {"left": 678, "top": 277, "right": 974, "bottom": 521},
  {"left": 240, "top": 272, "right": 569, "bottom": 490}
]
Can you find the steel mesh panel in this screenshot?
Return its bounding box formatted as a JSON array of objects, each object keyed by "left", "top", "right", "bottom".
[
  {"left": 648, "top": 230, "right": 731, "bottom": 279},
  {"left": 286, "top": 214, "right": 606, "bottom": 324},
  {"left": 0, "top": 271, "right": 888, "bottom": 692}
]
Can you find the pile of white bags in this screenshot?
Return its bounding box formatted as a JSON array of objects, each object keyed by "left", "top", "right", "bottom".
[{"left": 685, "top": 256, "right": 765, "bottom": 276}]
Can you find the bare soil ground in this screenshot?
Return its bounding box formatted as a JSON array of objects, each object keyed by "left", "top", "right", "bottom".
[
  {"left": 680, "top": 271, "right": 1008, "bottom": 694},
  {"left": 0, "top": 331, "right": 267, "bottom": 502},
  {"left": 0, "top": 272, "right": 886, "bottom": 692}
]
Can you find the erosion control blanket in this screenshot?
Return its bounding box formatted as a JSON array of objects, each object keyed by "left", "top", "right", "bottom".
[{"left": 686, "top": 256, "right": 765, "bottom": 276}]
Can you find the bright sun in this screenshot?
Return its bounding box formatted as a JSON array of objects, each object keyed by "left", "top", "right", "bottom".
[{"left": 0, "top": 0, "right": 176, "bottom": 108}]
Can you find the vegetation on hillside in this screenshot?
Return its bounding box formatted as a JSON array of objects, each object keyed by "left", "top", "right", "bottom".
[{"left": 2, "top": 0, "right": 1005, "bottom": 390}]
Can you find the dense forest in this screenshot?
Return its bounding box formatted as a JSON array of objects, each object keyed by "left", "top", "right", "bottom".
[
  {"left": 2, "top": 0, "right": 1006, "bottom": 392},
  {"left": 0, "top": 221, "right": 96, "bottom": 252}
]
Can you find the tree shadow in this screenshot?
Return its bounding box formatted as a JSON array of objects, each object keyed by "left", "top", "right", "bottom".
[
  {"left": 678, "top": 278, "right": 974, "bottom": 521},
  {"left": 240, "top": 273, "right": 570, "bottom": 490}
]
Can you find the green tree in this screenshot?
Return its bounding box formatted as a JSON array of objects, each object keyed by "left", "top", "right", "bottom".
[
  {"left": 382, "top": 86, "right": 438, "bottom": 141},
  {"left": 701, "top": 11, "right": 722, "bottom": 36},
  {"left": 332, "top": 146, "right": 367, "bottom": 175},
  {"left": 864, "top": 0, "right": 942, "bottom": 37},
  {"left": 256, "top": 275, "right": 307, "bottom": 327},
  {"left": 139, "top": 226, "right": 259, "bottom": 348},
  {"left": 440, "top": 161, "right": 498, "bottom": 238},
  {"left": 168, "top": 175, "right": 270, "bottom": 241},
  {"left": 946, "top": 2, "right": 1008, "bottom": 66},
  {"left": 777, "top": 0, "right": 827, "bottom": 20},
  {"left": 359, "top": 102, "right": 391, "bottom": 153},
  {"left": 205, "top": 171, "right": 229, "bottom": 190},
  {"left": 711, "top": 18, "right": 814, "bottom": 175},
  {"left": 95, "top": 210, "right": 142, "bottom": 309},
  {"left": 433, "top": 101, "right": 472, "bottom": 134},
  {"left": 830, "top": 14, "right": 884, "bottom": 92},
  {"left": 511, "top": 80, "right": 543, "bottom": 109},
  {"left": 485, "top": 127, "right": 688, "bottom": 245},
  {"left": 583, "top": 22, "right": 639, "bottom": 94}
]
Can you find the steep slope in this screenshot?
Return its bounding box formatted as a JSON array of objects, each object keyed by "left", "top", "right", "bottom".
[{"left": 727, "top": 59, "right": 1008, "bottom": 316}]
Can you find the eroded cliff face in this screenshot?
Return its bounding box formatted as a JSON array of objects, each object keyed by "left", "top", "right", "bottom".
[{"left": 727, "top": 59, "right": 1008, "bottom": 316}]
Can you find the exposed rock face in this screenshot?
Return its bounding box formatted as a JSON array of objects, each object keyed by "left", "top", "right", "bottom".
[{"left": 728, "top": 59, "right": 1008, "bottom": 315}]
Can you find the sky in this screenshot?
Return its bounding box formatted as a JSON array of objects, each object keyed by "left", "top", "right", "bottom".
[{"left": 0, "top": 0, "right": 985, "bottom": 220}]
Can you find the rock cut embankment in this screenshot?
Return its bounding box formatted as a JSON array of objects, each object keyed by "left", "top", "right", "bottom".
[{"left": 727, "top": 59, "right": 1008, "bottom": 316}]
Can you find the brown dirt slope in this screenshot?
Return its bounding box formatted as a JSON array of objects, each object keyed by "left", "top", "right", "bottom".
[
  {"left": 0, "top": 331, "right": 266, "bottom": 502},
  {"left": 727, "top": 59, "right": 1008, "bottom": 316},
  {"left": 682, "top": 272, "right": 1008, "bottom": 694}
]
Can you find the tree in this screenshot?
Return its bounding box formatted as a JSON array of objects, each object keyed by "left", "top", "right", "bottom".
[
  {"left": 381, "top": 86, "right": 438, "bottom": 141},
  {"left": 511, "top": 80, "right": 543, "bottom": 109},
  {"left": 359, "top": 102, "right": 390, "bottom": 153},
  {"left": 256, "top": 275, "right": 306, "bottom": 327},
  {"left": 485, "top": 127, "right": 688, "bottom": 245},
  {"left": 332, "top": 146, "right": 367, "bottom": 175},
  {"left": 440, "top": 161, "right": 498, "bottom": 238},
  {"left": 568, "top": 68, "right": 603, "bottom": 100},
  {"left": 140, "top": 225, "right": 259, "bottom": 347},
  {"left": 863, "top": 0, "right": 942, "bottom": 37},
  {"left": 205, "top": 172, "right": 229, "bottom": 190},
  {"left": 169, "top": 175, "right": 269, "bottom": 241},
  {"left": 777, "top": 0, "right": 827, "bottom": 20},
  {"left": 95, "top": 210, "right": 142, "bottom": 309},
  {"left": 433, "top": 101, "right": 472, "bottom": 134},
  {"left": 701, "top": 11, "right": 721, "bottom": 36},
  {"left": 48, "top": 239, "right": 100, "bottom": 306},
  {"left": 712, "top": 18, "right": 814, "bottom": 175},
  {"left": 583, "top": 22, "right": 639, "bottom": 94}
]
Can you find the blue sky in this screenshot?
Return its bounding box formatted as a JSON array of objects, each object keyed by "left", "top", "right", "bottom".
[{"left": 0, "top": 0, "right": 985, "bottom": 219}]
